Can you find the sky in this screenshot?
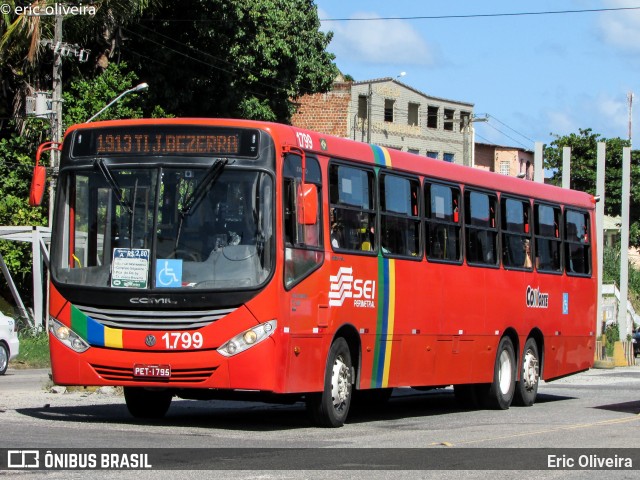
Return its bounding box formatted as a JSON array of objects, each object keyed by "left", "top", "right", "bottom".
[{"left": 314, "top": 0, "right": 640, "bottom": 151}]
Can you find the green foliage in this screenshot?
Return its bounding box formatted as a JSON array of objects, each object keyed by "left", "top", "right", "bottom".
[
  {"left": 604, "top": 323, "right": 619, "bottom": 357},
  {"left": 602, "top": 245, "right": 640, "bottom": 311},
  {"left": 0, "top": 126, "right": 50, "bottom": 301},
  {"left": 12, "top": 330, "right": 50, "bottom": 368},
  {"left": 544, "top": 129, "right": 640, "bottom": 245},
  {"left": 63, "top": 62, "right": 170, "bottom": 126},
  {"left": 125, "top": 0, "right": 338, "bottom": 122}
]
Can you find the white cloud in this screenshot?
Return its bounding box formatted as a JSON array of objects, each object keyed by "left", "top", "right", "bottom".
[
  {"left": 598, "top": 0, "right": 640, "bottom": 52},
  {"left": 320, "top": 11, "right": 436, "bottom": 66}
]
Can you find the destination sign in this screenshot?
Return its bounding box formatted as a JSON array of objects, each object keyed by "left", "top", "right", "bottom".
[{"left": 71, "top": 126, "right": 260, "bottom": 158}]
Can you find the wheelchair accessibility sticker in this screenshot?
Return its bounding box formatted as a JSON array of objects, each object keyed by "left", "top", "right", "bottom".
[{"left": 156, "top": 259, "right": 182, "bottom": 288}]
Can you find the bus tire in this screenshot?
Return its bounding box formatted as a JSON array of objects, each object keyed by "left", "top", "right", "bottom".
[
  {"left": 306, "top": 337, "right": 353, "bottom": 427},
  {"left": 124, "top": 387, "right": 172, "bottom": 419},
  {"left": 486, "top": 336, "right": 516, "bottom": 410},
  {"left": 514, "top": 338, "right": 540, "bottom": 407}
]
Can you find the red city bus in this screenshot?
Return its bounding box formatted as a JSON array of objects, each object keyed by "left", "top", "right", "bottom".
[{"left": 31, "top": 118, "right": 596, "bottom": 427}]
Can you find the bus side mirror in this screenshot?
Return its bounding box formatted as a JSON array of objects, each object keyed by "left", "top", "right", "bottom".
[
  {"left": 297, "top": 183, "right": 318, "bottom": 225},
  {"left": 29, "top": 141, "right": 61, "bottom": 207},
  {"left": 29, "top": 165, "right": 47, "bottom": 206}
]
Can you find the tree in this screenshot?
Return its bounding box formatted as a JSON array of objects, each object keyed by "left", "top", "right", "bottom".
[
  {"left": 544, "top": 128, "right": 640, "bottom": 245},
  {"left": 122, "top": 0, "right": 338, "bottom": 122}
]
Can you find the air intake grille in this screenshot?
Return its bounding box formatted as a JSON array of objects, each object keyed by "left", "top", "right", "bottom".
[{"left": 75, "top": 305, "right": 236, "bottom": 330}]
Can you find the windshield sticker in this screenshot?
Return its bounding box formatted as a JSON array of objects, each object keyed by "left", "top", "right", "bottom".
[
  {"left": 111, "top": 248, "right": 150, "bottom": 288},
  {"left": 156, "top": 259, "right": 183, "bottom": 288}
]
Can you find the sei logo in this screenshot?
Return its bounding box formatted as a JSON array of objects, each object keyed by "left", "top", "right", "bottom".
[{"left": 329, "top": 267, "right": 376, "bottom": 308}]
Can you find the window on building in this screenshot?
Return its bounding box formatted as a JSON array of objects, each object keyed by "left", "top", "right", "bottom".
[
  {"left": 500, "top": 161, "right": 510, "bottom": 176},
  {"left": 380, "top": 174, "right": 421, "bottom": 258},
  {"left": 443, "top": 153, "right": 455, "bottom": 163},
  {"left": 564, "top": 209, "right": 591, "bottom": 275},
  {"left": 465, "top": 190, "right": 498, "bottom": 266},
  {"left": 534, "top": 203, "right": 562, "bottom": 273},
  {"left": 384, "top": 99, "right": 395, "bottom": 122},
  {"left": 444, "top": 109, "right": 455, "bottom": 131},
  {"left": 427, "top": 106, "right": 438, "bottom": 129},
  {"left": 425, "top": 182, "right": 461, "bottom": 262},
  {"left": 358, "top": 95, "right": 368, "bottom": 120},
  {"left": 427, "top": 151, "right": 439, "bottom": 159},
  {"left": 329, "top": 164, "right": 376, "bottom": 253},
  {"left": 501, "top": 197, "right": 532, "bottom": 270},
  {"left": 408, "top": 103, "right": 419, "bottom": 126}
]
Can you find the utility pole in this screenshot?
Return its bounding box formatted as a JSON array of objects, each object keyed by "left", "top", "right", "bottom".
[
  {"left": 366, "top": 83, "right": 372, "bottom": 144},
  {"left": 49, "top": 14, "right": 63, "bottom": 227},
  {"left": 628, "top": 92, "right": 634, "bottom": 147}
]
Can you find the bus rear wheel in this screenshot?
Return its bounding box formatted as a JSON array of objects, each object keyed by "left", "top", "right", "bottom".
[
  {"left": 306, "top": 337, "right": 353, "bottom": 427},
  {"left": 485, "top": 336, "right": 516, "bottom": 410},
  {"left": 514, "top": 338, "right": 540, "bottom": 406},
  {"left": 124, "top": 387, "right": 173, "bottom": 419}
]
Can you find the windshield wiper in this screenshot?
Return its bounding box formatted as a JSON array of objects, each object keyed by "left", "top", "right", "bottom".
[
  {"left": 179, "top": 158, "right": 228, "bottom": 218},
  {"left": 94, "top": 158, "right": 132, "bottom": 215},
  {"left": 174, "top": 158, "right": 228, "bottom": 253}
]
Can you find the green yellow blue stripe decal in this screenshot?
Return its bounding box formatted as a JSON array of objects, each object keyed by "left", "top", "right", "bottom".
[
  {"left": 371, "top": 145, "right": 392, "bottom": 168},
  {"left": 371, "top": 257, "right": 396, "bottom": 388},
  {"left": 70, "top": 304, "right": 123, "bottom": 349}
]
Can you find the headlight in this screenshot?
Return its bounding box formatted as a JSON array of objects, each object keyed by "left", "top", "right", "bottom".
[
  {"left": 49, "top": 317, "right": 90, "bottom": 353},
  {"left": 217, "top": 320, "right": 276, "bottom": 357}
]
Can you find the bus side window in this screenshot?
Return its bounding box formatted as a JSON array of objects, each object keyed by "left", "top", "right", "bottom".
[
  {"left": 564, "top": 209, "right": 591, "bottom": 275},
  {"left": 465, "top": 190, "right": 498, "bottom": 266},
  {"left": 425, "top": 182, "right": 461, "bottom": 262},
  {"left": 329, "top": 163, "right": 376, "bottom": 254},
  {"left": 534, "top": 203, "right": 562, "bottom": 273},
  {"left": 501, "top": 197, "right": 532, "bottom": 270},
  {"left": 283, "top": 154, "right": 324, "bottom": 288},
  {"left": 380, "top": 173, "right": 421, "bottom": 258}
]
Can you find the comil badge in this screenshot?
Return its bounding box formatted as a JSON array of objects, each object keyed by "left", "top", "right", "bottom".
[{"left": 329, "top": 267, "right": 376, "bottom": 308}]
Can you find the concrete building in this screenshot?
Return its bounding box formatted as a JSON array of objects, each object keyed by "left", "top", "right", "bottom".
[
  {"left": 291, "top": 76, "right": 474, "bottom": 165},
  {"left": 474, "top": 143, "right": 534, "bottom": 179}
]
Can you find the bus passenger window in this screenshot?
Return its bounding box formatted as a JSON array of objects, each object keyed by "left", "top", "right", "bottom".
[
  {"left": 465, "top": 190, "right": 498, "bottom": 266},
  {"left": 501, "top": 197, "right": 532, "bottom": 270},
  {"left": 425, "top": 182, "right": 461, "bottom": 262},
  {"left": 564, "top": 209, "right": 591, "bottom": 275},
  {"left": 534, "top": 203, "right": 562, "bottom": 273},
  {"left": 380, "top": 174, "right": 420, "bottom": 258},
  {"left": 329, "top": 164, "right": 376, "bottom": 253}
]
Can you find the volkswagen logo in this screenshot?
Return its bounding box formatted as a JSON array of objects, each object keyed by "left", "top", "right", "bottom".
[{"left": 145, "top": 335, "right": 156, "bottom": 347}]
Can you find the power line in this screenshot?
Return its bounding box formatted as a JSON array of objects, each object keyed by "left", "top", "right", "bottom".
[{"left": 319, "top": 6, "right": 640, "bottom": 22}]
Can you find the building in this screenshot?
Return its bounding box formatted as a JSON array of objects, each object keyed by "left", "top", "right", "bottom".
[
  {"left": 291, "top": 76, "right": 474, "bottom": 165},
  {"left": 474, "top": 142, "right": 534, "bottom": 179}
]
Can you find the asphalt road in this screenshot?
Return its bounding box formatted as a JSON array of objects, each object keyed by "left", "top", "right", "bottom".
[{"left": 1, "top": 366, "right": 639, "bottom": 479}]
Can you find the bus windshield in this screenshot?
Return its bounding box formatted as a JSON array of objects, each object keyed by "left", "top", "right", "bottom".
[{"left": 52, "top": 163, "right": 274, "bottom": 290}]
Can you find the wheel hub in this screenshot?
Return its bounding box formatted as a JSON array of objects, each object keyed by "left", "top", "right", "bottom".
[
  {"left": 331, "top": 355, "right": 351, "bottom": 410},
  {"left": 522, "top": 350, "right": 539, "bottom": 390}
]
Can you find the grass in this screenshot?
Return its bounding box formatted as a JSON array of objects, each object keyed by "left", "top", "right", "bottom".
[{"left": 11, "top": 330, "right": 51, "bottom": 369}]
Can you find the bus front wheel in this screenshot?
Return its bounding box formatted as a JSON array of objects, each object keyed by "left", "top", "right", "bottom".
[
  {"left": 486, "top": 336, "right": 516, "bottom": 410},
  {"left": 124, "top": 387, "right": 173, "bottom": 419},
  {"left": 306, "top": 337, "right": 353, "bottom": 427}
]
